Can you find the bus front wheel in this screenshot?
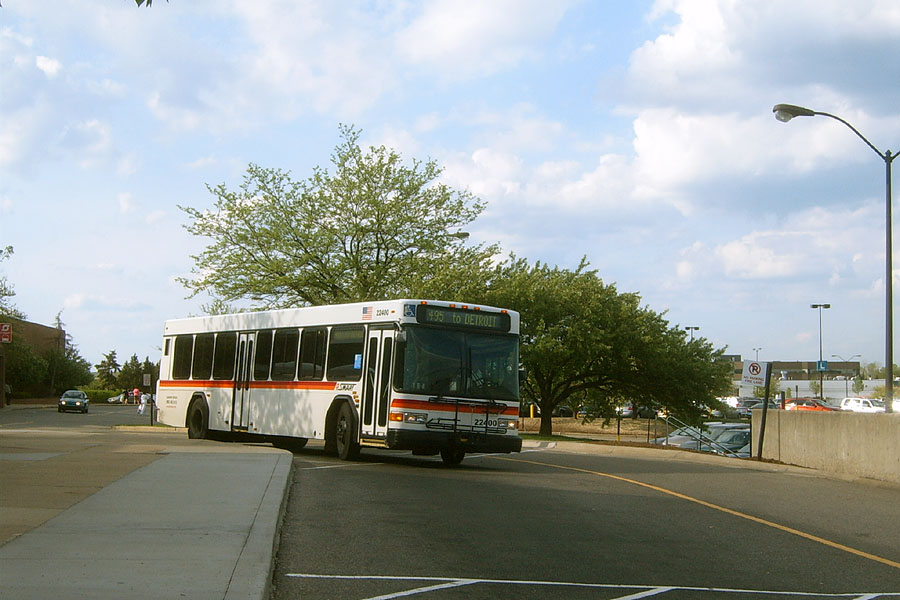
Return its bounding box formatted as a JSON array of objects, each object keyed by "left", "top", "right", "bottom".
[
  {"left": 335, "top": 403, "right": 360, "bottom": 461},
  {"left": 440, "top": 447, "right": 465, "bottom": 466},
  {"left": 187, "top": 400, "right": 209, "bottom": 439}
]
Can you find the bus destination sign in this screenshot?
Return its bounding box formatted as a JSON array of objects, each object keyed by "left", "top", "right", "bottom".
[{"left": 416, "top": 305, "right": 510, "bottom": 332}]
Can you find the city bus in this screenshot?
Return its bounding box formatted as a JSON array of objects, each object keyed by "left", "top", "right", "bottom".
[{"left": 156, "top": 299, "right": 522, "bottom": 465}]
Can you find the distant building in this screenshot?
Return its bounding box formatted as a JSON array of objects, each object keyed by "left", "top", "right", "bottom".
[
  {"left": 727, "top": 355, "right": 860, "bottom": 382},
  {"left": 0, "top": 317, "right": 66, "bottom": 406}
]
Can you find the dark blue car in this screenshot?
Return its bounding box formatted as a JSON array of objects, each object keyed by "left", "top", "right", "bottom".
[{"left": 58, "top": 390, "right": 89, "bottom": 413}]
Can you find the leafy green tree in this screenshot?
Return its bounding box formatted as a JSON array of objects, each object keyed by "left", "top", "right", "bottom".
[
  {"left": 140, "top": 356, "right": 159, "bottom": 390},
  {"left": 4, "top": 338, "right": 48, "bottom": 396},
  {"left": 180, "top": 125, "right": 497, "bottom": 308},
  {"left": 94, "top": 350, "right": 122, "bottom": 390},
  {"left": 483, "top": 257, "right": 731, "bottom": 435},
  {"left": 852, "top": 375, "right": 865, "bottom": 395},
  {"left": 45, "top": 345, "right": 93, "bottom": 394},
  {"left": 45, "top": 313, "right": 92, "bottom": 393},
  {"left": 118, "top": 354, "right": 143, "bottom": 390},
  {"left": 808, "top": 378, "right": 820, "bottom": 397}
]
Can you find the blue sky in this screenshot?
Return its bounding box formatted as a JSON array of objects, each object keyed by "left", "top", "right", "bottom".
[{"left": 2, "top": 0, "right": 899, "bottom": 370}]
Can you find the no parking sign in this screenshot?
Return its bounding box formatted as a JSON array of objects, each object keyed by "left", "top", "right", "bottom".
[{"left": 741, "top": 361, "right": 770, "bottom": 387}]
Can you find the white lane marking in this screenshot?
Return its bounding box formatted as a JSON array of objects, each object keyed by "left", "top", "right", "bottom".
[
  {"left": 611, "top": 587, "right": 676, "bottom": 600},
  {"left": 284, "top": 574, "right": 900, "bottom": 598},
  {"left": 363, "top": 578, "right": 478, "bottom": 599}
]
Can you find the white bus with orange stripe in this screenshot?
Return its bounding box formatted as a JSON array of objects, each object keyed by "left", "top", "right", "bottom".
[{"left": 156, "top": 299, "right": 522, "bottom": 465}]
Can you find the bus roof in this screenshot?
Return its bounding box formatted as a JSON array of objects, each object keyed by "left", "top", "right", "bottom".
[{"left": 162, "top": 299, "right": 520, "bottom": 336}]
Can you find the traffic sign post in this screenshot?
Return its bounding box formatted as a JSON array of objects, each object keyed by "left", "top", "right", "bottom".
[{"left": 743, "top": 361, "right": 773, "bottom": 460}]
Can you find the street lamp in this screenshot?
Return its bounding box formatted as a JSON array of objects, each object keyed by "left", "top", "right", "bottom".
[
  {"left": 753, "top": 347, "right": 762, "bottom": 361},
  {"left": 810, "top": 303, "right": 831, "bottom": 401},
  {"left": 832, "top": 353, "right": 861, "bottom": 397},
  {"left": 685, "top": 326, "right": 699, "bottom": 341},
  {"left": 774, "top": 103, "right": 896, "bottom": 413}
]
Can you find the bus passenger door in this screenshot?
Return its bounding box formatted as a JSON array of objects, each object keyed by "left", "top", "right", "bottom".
[
  {"left": 361, "top": 329, "right": 394, "bottom": 439},
  {"left": 232, "top": 332, "right": 254, "bottom": 432}
]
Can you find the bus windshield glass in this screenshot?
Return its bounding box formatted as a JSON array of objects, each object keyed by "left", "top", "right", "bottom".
[{"left": 394, "top": 326, "right": 518, "bottom": 401}]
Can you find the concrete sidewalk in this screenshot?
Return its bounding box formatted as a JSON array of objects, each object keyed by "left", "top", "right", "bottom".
[{"left": 0, "top": 422, "right": 291, "bottom": 600}]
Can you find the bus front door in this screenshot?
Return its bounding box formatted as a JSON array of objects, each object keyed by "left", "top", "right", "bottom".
[
  {"left": 361, "top": 329, "right": 394, "bottom": 439},
  {"left": 232, "top": 332, "right": 254, "bottom": 432}
]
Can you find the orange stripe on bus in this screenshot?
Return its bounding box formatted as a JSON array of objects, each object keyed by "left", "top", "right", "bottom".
[
  {"left": 391, "top": 398, "right": 518, "bottom": 416},
  {"left": 158, "top": 380, "right": 338, "bottom": 391}
]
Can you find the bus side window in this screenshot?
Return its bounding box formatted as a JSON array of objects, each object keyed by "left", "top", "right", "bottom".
[
  {"left": 326, "top": 326, "right": 365, "bottom": 381},
  {"left": 271, "top": 329, "right": 299, "bottom": 381},
  {"left": 299, "top": 328, "right": 326, "bottom": 380},
  {"left": 254, "top": 330, "right": 273, "bottom": 380},
  {"left": 212, "top": 332, "right": 237, "bottom": 380},
  {"left": 192, "top": 333, "right": 214, "bottom": 380},
  {"left": 172, "top": 335, "right": 194, "bottom": 380}
]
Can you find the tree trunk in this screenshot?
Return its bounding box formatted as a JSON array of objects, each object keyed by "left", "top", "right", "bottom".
[{"left": 539, "top": 412, "right": 553, "bottom": 436}]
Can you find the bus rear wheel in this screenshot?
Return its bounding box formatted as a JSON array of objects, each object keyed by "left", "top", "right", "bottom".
[
  {"left": 187, "top": 400, "right": 209, "bottom": 439},
  {"left": 440, "top": 447, "right": 465, "bottom": 466},
  {"left": 335, "top": 403, "right": 359, "bottom": 461}
]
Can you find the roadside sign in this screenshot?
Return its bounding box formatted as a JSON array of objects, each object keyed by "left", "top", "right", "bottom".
[
  {"left": 741, "top": 361, "right": 770, "bottom": 387},
  {"left": 143, "top": 373, "right": 152, "bottom": 387},
  {"left": 816, "top": 360, "right": 829, "bottom": 372},
  {"left": 0, "top": 323, "right": 11, "bottom": 343}
]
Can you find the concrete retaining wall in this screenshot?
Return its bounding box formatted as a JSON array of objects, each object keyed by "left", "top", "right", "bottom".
[{"left": 751, "top": 411, "right": 900, "bottom": 484}]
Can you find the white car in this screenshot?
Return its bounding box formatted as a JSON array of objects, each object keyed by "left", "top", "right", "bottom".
[{"left": 839, "top": 397, "right": 885, "bottom": 413}]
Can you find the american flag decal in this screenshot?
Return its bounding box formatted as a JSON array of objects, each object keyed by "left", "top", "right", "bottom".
[{"left": 362, "top": 306, "right": 373, "bottom": 320}]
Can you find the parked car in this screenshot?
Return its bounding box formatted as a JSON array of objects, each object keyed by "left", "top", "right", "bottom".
[
  {"left": 839, "top": 397, "right": 885, "bottom": 413},
  {"left": 735, "top": 398, "right": 759, "bottom": 419},
  {"left": 784, "top": 398, "right": 836, "bottom": 411},
  {"left": 58, "top": 390, "right": 89, "bottom": 413},
  {"left": 618, "top": 403, "right": 657, "bottom": 419},
  {"left": 733, "top": 442, "right": 752, "bottom": 458},
  {"left": 710, "top": 428, "right": 751, "bottom": 454},
  {"left": 650, "top": 425, "right": 705, "bottom": 446},
  {"left": 678, "top": 423, "right": 749, "bottom": 451},
  {"left": 552, "top": 405, "right": 575, "bottom": 417}
]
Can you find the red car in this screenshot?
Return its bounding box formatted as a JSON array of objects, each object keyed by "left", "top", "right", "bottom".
[{"left": 784, "top": 398, "right": 836, "bottom": 411}]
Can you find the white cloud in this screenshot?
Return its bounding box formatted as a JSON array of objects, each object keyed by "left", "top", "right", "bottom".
[
  {"left": 35, "top": 55, "right": 61, "bottom": 78},
  {"left": 118, "top": 192, "right": 136, "bottom": 214},
  {"left": 185, "top": 156, "right": 217, "bottom": 170},
  {"left": 395, "top": 0, "right": 571, "bottom": 80}
]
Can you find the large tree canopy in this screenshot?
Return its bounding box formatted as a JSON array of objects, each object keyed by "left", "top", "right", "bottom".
[
  {"left": 180, "top": 125, "right": 497, "bottom": 307},
  {"left": 483, "top": 257, "right": 732, "bottom": 435},
  {"left": 181, "top": 128, "right": 732, "bottom": 437}
]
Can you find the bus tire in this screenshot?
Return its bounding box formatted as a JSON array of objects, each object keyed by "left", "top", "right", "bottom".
[
  {"left": 187, "top": 399, "right": 209, "bottom": 439},
  {"left": 335, "top": 402, "right": 360, "bottom": 461},
  {"left": 440, "top": 447, "right": 465, "bottom": 466},
  {"left": 272, "top": 436, "right": 308, "bottom": 452}
]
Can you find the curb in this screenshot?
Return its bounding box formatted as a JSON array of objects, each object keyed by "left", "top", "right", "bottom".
[{"left": 226, "top": 452, "right": 293, "bottom": 600}]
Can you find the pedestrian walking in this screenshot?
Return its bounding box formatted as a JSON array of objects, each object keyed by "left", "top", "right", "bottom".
[
  {"left": 132, "top": 387, "right": 140, "bottom": 406},
  {"left": 138, "top": 392, "right": 148, "bottom": 415}
]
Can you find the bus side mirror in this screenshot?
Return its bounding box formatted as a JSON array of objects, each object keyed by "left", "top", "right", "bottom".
[
  {"left": 396, "top": 330, "right": 407, "bottom": 343},
  {"left": 518, "top": 368, "right": 526, "bottom": 386}
]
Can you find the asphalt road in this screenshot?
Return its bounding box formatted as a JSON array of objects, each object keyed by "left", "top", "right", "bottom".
[
  {"left": 271, "top": 443, "right": 900, "bottom": 600},
  {"left": 4, "top": 404, "right": 898, "bottom": 599}
]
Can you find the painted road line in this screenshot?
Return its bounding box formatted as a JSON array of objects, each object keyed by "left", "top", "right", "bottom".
[
  {"left": 284, "top": 574, "right": 900, "bottom": 599},
  {"left": 497, "top": 455, "right": 900, "bottom": 571}
]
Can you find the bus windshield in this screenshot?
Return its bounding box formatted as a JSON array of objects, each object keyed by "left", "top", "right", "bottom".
[{"left": 394, "top": 326, "right": 519, "bottom": 401}]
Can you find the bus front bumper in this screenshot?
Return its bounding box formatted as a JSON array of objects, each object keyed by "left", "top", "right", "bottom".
[{"left": 387, "top": 429, "right": 522, "bottom": 454}]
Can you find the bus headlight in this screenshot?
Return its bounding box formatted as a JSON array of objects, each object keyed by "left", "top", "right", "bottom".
[
  {"left": 390, "top": 412, "right": 427, "bottom": 424},
  {"left": 501, "top": 419, "right": 517, "bottom": 431}
]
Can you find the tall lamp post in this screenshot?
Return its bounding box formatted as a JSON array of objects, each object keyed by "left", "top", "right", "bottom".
[
  {"left": 753, "top": 347, "right": 762, "bottom": 361},
  {"left": 685, "top": 326, "right": 699, "bottom": 341},
  {"left": 811, "top": 303, "right": 831, "bottom": 401},
  {"left": 832, "top": 353, "right": 861, "bottom": 398},
  {"left": 774, "top": 103, "right": 895, "bottom": 413}
]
